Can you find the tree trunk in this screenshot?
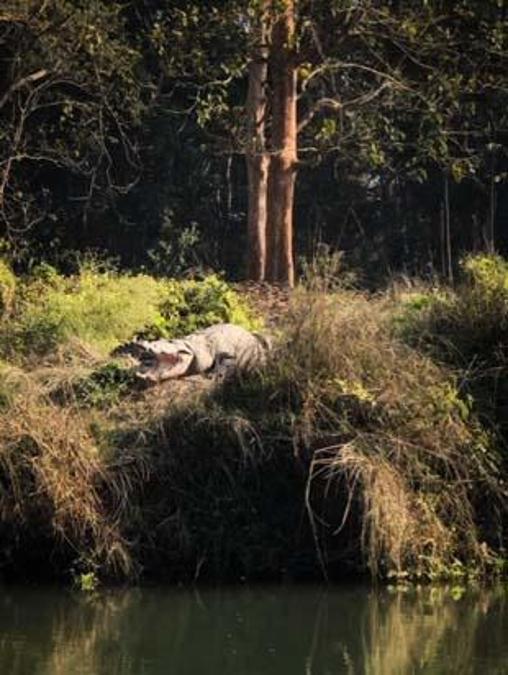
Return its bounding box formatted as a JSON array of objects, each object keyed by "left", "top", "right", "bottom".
[
  {"left": 266, "top": 0, "right": 297, "bottom": 286},
  {"left": 246, "top": 5, "right": 269, "bottom": 281},
  {"left": 487, "top": 148, "right": 496, "bottom": 253},
  {"left": 444, "top": 172, "right": 453, "bottom": 284}
]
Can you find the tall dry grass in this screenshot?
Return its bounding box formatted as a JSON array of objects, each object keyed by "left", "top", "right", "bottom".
[
  {"left": 96, "top": 285, "right": 506, "bottom": 582},
  {"left": 0, "top": 381, "right": 135, "bottom": 578},
  {"left": 0, "top": 262, "right": 505, "bottom": 582},
  {"left": 282, "top": 287, "right": 505, "bottom": 577}
]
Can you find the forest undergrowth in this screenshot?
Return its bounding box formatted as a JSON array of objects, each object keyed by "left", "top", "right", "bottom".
[{"left": 0, "top": 256, "right": 506, "bottom": 585}]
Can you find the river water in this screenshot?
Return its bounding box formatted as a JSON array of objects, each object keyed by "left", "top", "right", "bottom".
[{"left": 0, "top": 584, "right": 506, "bottom": 674}]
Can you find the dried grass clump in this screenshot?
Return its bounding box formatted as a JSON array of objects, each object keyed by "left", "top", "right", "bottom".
[
  {"left": 279, "top": 287, "right": 506, "bottom": 578},
  {"left": 119, "top": 285, "right": 505, "bottom": 581},
  {"left": 0, "top": 386, "right": 134, "bottom": 578}
]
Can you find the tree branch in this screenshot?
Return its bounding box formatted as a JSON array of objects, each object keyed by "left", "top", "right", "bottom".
[
  {"left": 300, "top": 60, "right": 409, "bottom": 96},
  {"left": 299, "top": 81, "right": 392, "bottom": 133},
  {"left": 0, "top": 69, "right": 49, "bottom": 111}
]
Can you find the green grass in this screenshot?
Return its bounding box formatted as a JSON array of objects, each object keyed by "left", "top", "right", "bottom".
[
  {"left": 0, "top": 260, "right": 16, "bottom": 317},
  {"left": 0, "top": 264, "right": 260, "bottom": 360}
]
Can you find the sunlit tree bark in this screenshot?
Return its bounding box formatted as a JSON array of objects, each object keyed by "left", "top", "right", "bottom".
[{"left": 266, "top": 0, "right": 297, "bottom": 286}]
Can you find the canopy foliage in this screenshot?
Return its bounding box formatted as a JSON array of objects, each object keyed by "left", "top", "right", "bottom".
[{"left": 0, "top": 0, "right": 506, "bottom": 279}]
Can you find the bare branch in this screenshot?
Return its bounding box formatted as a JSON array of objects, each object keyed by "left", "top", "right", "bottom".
[
  {"left": 299, "top": 81, "right": 392, "bottom": 133},
  {"left": 0, "top": 69, "right": 49, "bottom": 111},
  {"left": 302, "top": 60, "right": 407, "bottom": 93}
]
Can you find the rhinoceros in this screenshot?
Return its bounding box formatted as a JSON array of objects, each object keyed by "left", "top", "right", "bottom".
[{"left": 117, "top": 323, "right": 271, "bottom": 384}]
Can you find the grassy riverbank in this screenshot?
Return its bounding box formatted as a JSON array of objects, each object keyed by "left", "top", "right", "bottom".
[{"left": 0, "top": 257, "right": 506, "bottom": 584}]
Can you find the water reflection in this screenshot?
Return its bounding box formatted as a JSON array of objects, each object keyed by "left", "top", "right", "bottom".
[{"left": 0, "top": 584, "right": 506, "bottom": 674}]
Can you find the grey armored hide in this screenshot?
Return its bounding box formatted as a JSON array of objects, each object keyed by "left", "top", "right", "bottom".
[{"left": 131, "top": 323, "right": 271, "bottom": 383}]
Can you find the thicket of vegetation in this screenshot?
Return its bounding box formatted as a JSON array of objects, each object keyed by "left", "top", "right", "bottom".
[
  {"left": 0, "top": 1, "right": 507, "bottom": 585},
  {"left": 0, "top": 256, "right": 505, "bottom": 584},
  {"left": 397, "top": 255, "right": 508, "bottom": 461},
  {"left": 0, "top": 263, "right": 258, "bottom": 359}
]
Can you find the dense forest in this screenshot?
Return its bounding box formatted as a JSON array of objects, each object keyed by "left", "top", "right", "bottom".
[{"left": 1, "top": 0, "right": 507, "bottom": 283}]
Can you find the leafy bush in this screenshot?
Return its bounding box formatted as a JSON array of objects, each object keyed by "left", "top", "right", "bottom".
[
  {"left": 0, "top": 266, "right": 259, "bottom": 359},
  {"left": 0, "top": 265, "right": 163, "bottom": 357},
  {"left": 142, "top": 274, "right": 261, "bottom": 339},
  {"left": 392, "top": 289, "right": 445, "bottom": 334},
  {"left": 147, "top": 210, "right": 202, "bottom": 276},
  {"left": 396, "top": 254, "right": 508, "bottom": 449},
  {"left": 462, "top": 253, "right": 508, "bottom": 296},
  {"left": 58, "top": 362, "right": 138, "bottom": 409},
  {"left": 29, "top": 262, "right": 63, "bottom": 287},
  {"left": 396, "top": 254, "right": 508, "bottom": 356},
  {"left": 0, "top": 260, "right": 16, "bottom": 317}
]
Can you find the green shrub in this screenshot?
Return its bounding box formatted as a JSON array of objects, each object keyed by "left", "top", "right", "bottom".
[
  {"left": 462, "top": 253, "right": 508, "bottom": 296},
  {"left": 58, "top": 362, "right": 138, "bottom": 408},
  {"left": 0, "top": 260, "right": 16, "bottom": 317},
  {"left": 0, "top": 266, "right": 260, "bottom": 362},
  {"left": 0, "top": 265, "right": 164, "bottom": 357},
  {"left": 142, "top": 274, "right": 262, "bottom": 339},
  {"left": 395, "top": 254, "right": 508, "bottom": 455},
  {"left": 76, "top": 571, "right": 99, "bottom": 593},
  {"left": 396, "top": 255, "right": 508, "bottom": 355},
  {"left": 29, "top": 262, "right": 62, "bottom": 287}
]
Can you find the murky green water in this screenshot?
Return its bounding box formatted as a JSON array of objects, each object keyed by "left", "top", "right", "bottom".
[{"left": 0, "top": 584, "right": 506, "bottom": 674}]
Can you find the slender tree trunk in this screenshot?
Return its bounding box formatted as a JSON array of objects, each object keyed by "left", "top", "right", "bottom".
[
  {"left": 246, "top": 5, "right": 269, "bottom": 281},
  {"left": 444, "top": 172, "right": 453, "bottom": 284},
  {"left": 266, "top": 0, "right": 297, "bottom": 287},
  {"left": 487, "top": 148, "right": 496, "bottom": 253},
  {"left": 440, "top": 201, "right": 446, "bottom": 278}
]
